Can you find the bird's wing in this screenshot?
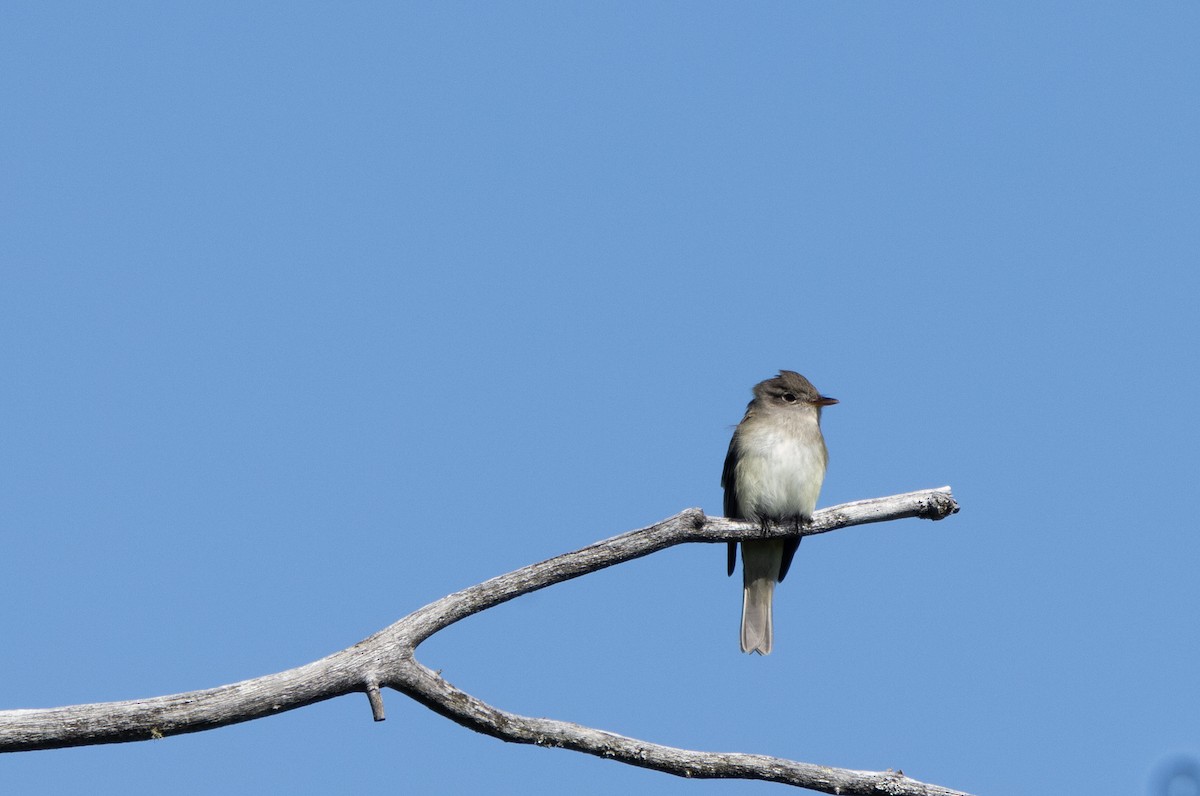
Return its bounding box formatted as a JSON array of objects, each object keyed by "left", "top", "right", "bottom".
[
  {"left": 777, "top": 536, "right": 802, "bottom": 582},
  {"left": 721, "top": 433, "right": 741, "bottom": 576}
]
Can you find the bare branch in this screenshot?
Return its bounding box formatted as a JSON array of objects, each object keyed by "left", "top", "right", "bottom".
[{"left": 0, "top": 488, "right": 966, "bottom": 795}]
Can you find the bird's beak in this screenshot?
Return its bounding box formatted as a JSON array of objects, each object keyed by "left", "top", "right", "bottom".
[{"left": 814, "top": 396, "right": 838, "bottom": 406}]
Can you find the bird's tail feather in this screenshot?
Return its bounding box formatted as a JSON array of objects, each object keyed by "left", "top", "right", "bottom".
[{"left": 740, "top": 539, "right": 783, "bottom": 655}]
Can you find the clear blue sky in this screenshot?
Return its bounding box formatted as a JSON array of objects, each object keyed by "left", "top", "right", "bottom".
[{"left": 3, "top": 4, "right": 1197, "bottom": 795}]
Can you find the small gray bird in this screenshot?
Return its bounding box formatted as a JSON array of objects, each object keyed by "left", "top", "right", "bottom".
[{"left": 722, "top": 371, "right": 837, "bottom": 655}]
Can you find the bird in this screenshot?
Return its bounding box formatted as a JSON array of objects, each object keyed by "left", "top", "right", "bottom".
[{"left": 721, "top": 371, "right": 836, "bottom": 655}]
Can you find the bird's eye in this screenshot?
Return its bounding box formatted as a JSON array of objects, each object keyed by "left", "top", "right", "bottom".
[{"left": 782, "top": 392, "right": 797, "bottom": 403}]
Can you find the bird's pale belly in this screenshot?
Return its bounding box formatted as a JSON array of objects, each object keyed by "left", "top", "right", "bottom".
[{"left": 734, "top": 435, "right": 825, "bottom": 520}]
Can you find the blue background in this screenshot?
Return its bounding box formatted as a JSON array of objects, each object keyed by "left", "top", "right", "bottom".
[{"left": 3, "top": 4, "right": 1197, "bottom": 795}]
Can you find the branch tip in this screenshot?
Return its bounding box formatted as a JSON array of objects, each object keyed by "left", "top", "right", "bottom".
[
  {"left": 366, "top": 684, "right": 385, "bottom": 722},
  {"left": 924, "top": 489, "right": 960, "bottom": 520}
]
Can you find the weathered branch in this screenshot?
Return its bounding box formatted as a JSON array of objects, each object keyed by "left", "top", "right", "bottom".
[{"left": 0, "top": 487, "right": 965, "bottom": 795}]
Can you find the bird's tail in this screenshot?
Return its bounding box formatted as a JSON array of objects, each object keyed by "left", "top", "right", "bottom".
[{"left": 740, "top": 538, "right": 783, "bottom": 655}]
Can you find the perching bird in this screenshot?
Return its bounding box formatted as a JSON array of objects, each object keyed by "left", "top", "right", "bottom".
[{"left": 722, "top": 371, "right": 836, "bottom": 655}]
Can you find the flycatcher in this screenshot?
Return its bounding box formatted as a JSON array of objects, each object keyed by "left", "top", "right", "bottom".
[{"left": 722, "top": 370, "right": 837, "bottom": 655}]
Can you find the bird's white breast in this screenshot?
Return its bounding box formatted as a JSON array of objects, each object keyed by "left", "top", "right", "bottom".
[{"left": 734, "top": 413, "right": 826, "bottom": 520}]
